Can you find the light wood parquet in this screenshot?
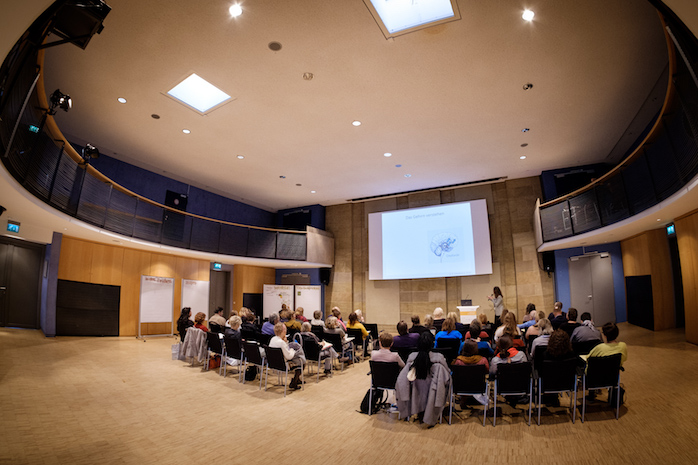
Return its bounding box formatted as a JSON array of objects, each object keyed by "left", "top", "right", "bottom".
[{"left": 1, "top": 323, "right": 697, "bottom": 465}]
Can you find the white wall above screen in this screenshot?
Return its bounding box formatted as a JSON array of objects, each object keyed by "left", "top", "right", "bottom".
[{"left": 368, "top": 199, "right": 493, "bottom": 280}]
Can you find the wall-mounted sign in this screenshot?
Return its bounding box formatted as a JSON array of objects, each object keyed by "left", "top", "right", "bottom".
[{"left": 7, "top": 221, "right": 20, "bottom": 233}]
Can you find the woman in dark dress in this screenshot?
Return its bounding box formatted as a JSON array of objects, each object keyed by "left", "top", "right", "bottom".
[{"left": 176, "top": 307, "right": 194, "bottom": 342}]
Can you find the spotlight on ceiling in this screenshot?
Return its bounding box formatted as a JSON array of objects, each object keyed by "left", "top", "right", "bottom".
[
  {"left": 522, "top": 9, "right": 535, "bottom": 21},
  {"left": 80, "top": 143, "right": 100, "bottom": 165},
  {"left": 49, "top": 89, "right": 72, "bottom": 114}
]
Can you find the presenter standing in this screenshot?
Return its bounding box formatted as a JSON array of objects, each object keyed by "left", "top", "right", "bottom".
[{"left": 488, "top": 286, "right": 504, "bottom": 328}]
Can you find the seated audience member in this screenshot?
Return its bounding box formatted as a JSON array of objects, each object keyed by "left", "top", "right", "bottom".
[
  {"left": 524, "top": 310, "right": 547, "bottom": 339},
  {"left": 269, "top": 322, "right": 306, "bottom": 389},
  {"left": 295, "top": 307, "right": 308, "bottom": 323},
  {"left": 424, "top": 315, "right": 435, "bottom": 333},
  {"left": 585, "top": 322, "right": 628, "bottom": 366},
  {"left": 209, "top": 307, "right": 226, "bottom": 328},
  {"left": 453, "top": 339, "right": 489, "bottom": 369},
  {"left": 224, "top": 315, "right": 243, "bottom": 366},
  {"left": 300, "top": 322, "right": 337, "bottom": 374},
  {"left": 324, "top": 316, "right": 351, "bottom": 361},
  {"left": 545, "top": 329, "right": 585, "bottom": 367},
  {"left": 518, "top": 303, "right": 538, "bottom": 329},
  {"left": 310, "top": 310, "right": 325, "bottom": 327},
  {"left": 432, "top": 307, "right": 445, "bottom": 332},
  {"left": 548, "top": 301, "right": 568, "bottom": 330},
  {"left": 571, "top": 312, "right": 602, "bottom": 344},
  {"left": 530, "top": 318, "right": 554, "bottom": 357},
  {"left": 371, "top": 332, "right": 405, "bottom": 368},
  {"left": 434, "top": 316, "right": 464, "bottom": 351},
  {"left": 409, "top": 315, "right": 428, "bottom": 335},
  {"left": 464, "top": 322, "right": 489, "bottom": 340},
  {"left": 489, "top": 335, "right": 527, "bottom": 377},
  {"left": 465, "top": 319, "right": 494, "bottom": 358},
  {"left": 494, "top": 312, "right": 521, "bottom": 342},
  {"left": 177, "top": 307, "right": 194, "bottom": 342},
  {"left": 262, "top": 313, "right": 279, "bottom": 336},
  {"left": 194, "top": 312, "right": 209, "bottom": 332},
  {"left": 282, "top": 310, "right": 302, "bottom": 332},
  {"left": 354, "top": 309, "right": 366, "bottom": 323},
  {"left": 346, "top": 312, "right": 369, "bottom": 341},
  {"left": 393, "top": 321, "right": 419, "bottom": 349},
  {"left": 559, "top": 307, "right": 581, "bottom": 337},
  {"left": 477, "top": 313, "right": 493, "bottom": 337},
  {"left": 240, "top": 310, "right": 263, "bottom": 341},
  {"left": 331, "top": 307, "right": 347, "bottom": 331},
  {"left": 447, "top": 311, "right": 466, "bottom": 332}
]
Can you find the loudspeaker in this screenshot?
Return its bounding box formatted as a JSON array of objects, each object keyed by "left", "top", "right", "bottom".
[
  {"left": 542, "top": 251, "right": 555, "bottom": 273},
  {"left": 320, "top": 267, "right": 331, "bottom": 285},
  {"left": 50, "top": 0, "right": 112, "bottom": 50},
  {"left": 0, "top": 206, "right": 5, "bottom": 217}
]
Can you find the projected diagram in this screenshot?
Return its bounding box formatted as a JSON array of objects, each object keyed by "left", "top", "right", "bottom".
[{"left": 429, "top": 231, "right": 460, "bottom": 263}]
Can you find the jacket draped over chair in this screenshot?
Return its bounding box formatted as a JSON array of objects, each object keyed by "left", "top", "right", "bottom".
[{"left": 395, "top": 352, "right": 451, "bottom": 425}]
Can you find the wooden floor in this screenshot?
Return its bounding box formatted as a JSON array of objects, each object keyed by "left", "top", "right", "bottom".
[{"left": 0, "top": 323, "right": 696, "bottom": 465}]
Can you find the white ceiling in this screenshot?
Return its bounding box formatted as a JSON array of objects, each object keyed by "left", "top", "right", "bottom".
[{"left": 40, "top": 0, "right": 669, "bottom": 212}]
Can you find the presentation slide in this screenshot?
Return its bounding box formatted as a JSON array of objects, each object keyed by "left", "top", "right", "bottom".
[{"left": 368, "top": 199, "right": 493, "bottom": 280}]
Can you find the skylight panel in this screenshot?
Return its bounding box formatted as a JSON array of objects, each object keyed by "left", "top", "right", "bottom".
[
  {"left": 167, "top": 73, "right": 231, "bottom": 114},
  {"left": 363, "top": 0, "right": 460, "bottom": 38}
]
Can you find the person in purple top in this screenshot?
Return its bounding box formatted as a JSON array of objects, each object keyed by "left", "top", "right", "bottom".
[
  {"left": 392, "top": 321, "right": 419, "bottom": 349},
  {"left": 548, "top": 301, "right": 568, "bottom": 331}
]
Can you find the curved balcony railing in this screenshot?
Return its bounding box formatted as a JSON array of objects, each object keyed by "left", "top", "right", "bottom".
[
  {"left": 0, "top": 9, "right": 332, "bottom": 263},
  {"left": 536, "top": 12, "right": 698, "bottom": 245}
]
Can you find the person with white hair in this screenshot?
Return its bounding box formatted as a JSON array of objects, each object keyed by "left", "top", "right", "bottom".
[
  {"left": 354, "top": 309, "right": 365, "bottom": 323},
  {"left": 432, "top": 307, "right": 445, "bottom": 332},
  {"left": 262, "top": 313, "right": 279, "bottom": 336}
]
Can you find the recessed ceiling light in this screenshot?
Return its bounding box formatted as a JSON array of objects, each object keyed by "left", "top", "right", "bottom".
[
  {"left": 384, "top": 152, "right": 392, "bottom": 157},
  {"left": 405, "top": 174, "right": 412, "bottom": 178},
  {"left": 237, "top": 155, "right": 244, "bottom": 159},
  {"left": 311, "top": 190, "right": 316, "bottom": 194},
  {"left": 229, "top": 4, "right": 242, "bottom": 17},
  {"left": 167, "top": 73, "right": 231, "bottom": 113},
  {"left": 522, "top": 128, "right": 530, "bottom": 132},
  {"left": 182, "top": 129, "right": 191, "bottom": 134},
  {"left": 352, "top": 120, "right": 361, "bottom": 126},
  {"left": 117, "top": 97, "right": 127, "bottom": 104},
  {"left": 657, "top": 218, "right": 661, "bottom": 221},
  {"left": 520, "top": 156, "right": 527, "bottom": 160},
  {"left": 522, "top": 9, "right": 535, "bottom": 21}
]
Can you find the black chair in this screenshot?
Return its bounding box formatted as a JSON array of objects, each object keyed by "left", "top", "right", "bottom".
[
  {"left": 301, "top": 333, "right": 332, "bottom": 382},
  {"left": 286, "top": 326, "right": 300, "bottom": 342},
  {"left": 391, "top": 346, "right": 417, "bottom": 363},
  {"left": 582, "top": 353, "right": 623, "bottom": 421},
  {"left": 346, "top": 328, "right": 367, "bottom": 362},
  {"left": 535, "top": 358, "right": 581, "bottom": 425},
  {"left": 222, "top": 334, "right": 244, "bottom": 382},
  {"left": 324, "top": 331, "right": 349, "bottom": 371},
  {"left": 311, "top": 324, "right": 325, "bottom": 339},
  {"left": 368, "top": 360, "right": 401, "bottom": 416},
  {"left": 364, "top": 323, "right": 379, "bottom": 341},
  {"left": 209, "top": 322, "right": 224, "bottom": 334},
  {"left": 449, "top": 364, "right": 490, "bottom": 426},
  {"left": 435, "top": 337, "right": 461, "bottom": 364},
  {"left": 573, "top": 339, "right": 602, "bottom": 356},
  {"left": 264, "top": 346, "right": 304, "bottom": 397},
  {"left": 242, "top": 340, "right": 266, "bottom": 389},
  {"left": 493, "top": 361, "right": 533, "bottom": 426},
  {"left": 205, "top": 332, "right": 225, "bottom": 375}
]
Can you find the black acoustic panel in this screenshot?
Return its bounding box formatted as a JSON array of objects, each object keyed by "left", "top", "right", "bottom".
[
  {"left": 569, "top": 190, "right": 601, "bottom": 234},
  {"left": 104, "top": 189, "right": 137, "bottom": 236},
  {"left": 644, "top": 129, "right": 682, "bottom": 201},
  {"left": 190, "top": 219, "right": 221, "bottom": 253},
  {"left": 626, "top": 275, "right": 653, "bottom": 331},
  {"left": 76, "top": 174, "right": 111, "bottom": 227},
  {"left": 218, "top": 224, "right": 249, "bottom": 256},
  {"left": 56, "top": 280, "right": 120, "bottom": 336},
  {"left": 132, "top": 201, "right": 163, "bottom": 242},
  {"left": 276, "top": 232, "right": 306, "bottom": 260},
  {"left": 49, "top": 154, "right": 81, "bottom": 216},
  {"left": 539, "top": 201, "right": 573, "bottom": 242},
  {"left": 247, "top": 229, "right": 276, "bottom": 259},
  {"left": 622, "top": 155, "right": 656, "bottom": 215},
  {"left": 595, "top": 174, "right": 630, "bottom": 226},
  {"left": 162, "top": 190, "right": 188, "bottom": 241},
  {"left": 161, "top": 215, "right": 193, "bottom": 249},
  {"left": 22, "top": 134, "right": 62, "bottom": 202},
  {"left": 665, "top": 107, "right": 698, "bottom": 183}
]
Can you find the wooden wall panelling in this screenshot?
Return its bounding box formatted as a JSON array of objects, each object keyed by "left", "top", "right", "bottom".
[
  {"left": 233, "top": 265, "right": 275, "bottom": 312},
  {"left": 676, "top": 212, "right": 698, "bottom": 344},
  {"left": 120, "top": 249, "right": 151, "bottom": 337},
  {"left": 90, "top": 243, "right": 124, "bottom": 286},
  {"left": 148, "top": 253, "right": 176, "bottom": 278},
  {"left": 57, "top": 236, "right": 94, "bottom": 282}
]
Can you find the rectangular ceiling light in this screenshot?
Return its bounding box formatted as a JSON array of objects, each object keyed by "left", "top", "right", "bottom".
[
  {"left": 167, "top": 73, "right": 231, "bottom": 114},
  {"left": 363, "top": 0, "right": 460, "bottom": 39}
]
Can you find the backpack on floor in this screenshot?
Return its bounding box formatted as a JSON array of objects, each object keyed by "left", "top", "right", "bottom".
[
  {"left": 359, "top": 388, "right": 386, "bottom": 414},
  {"left": 245, "top": 365, "right": 258, "bottom": 381}
]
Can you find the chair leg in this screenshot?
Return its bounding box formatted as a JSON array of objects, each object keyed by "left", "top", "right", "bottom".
[
  {"left": 582, "top": 377, "right": 586, "bottom": 423},
  {"left": 572, "top": 378, "right": 577, "bottom": 423},
  {"left": 615, "top": 380, "right": 621, "bottom": 420},
  {"left": 493, "top": 382, "right": 498, "bottom": 427},
  {"left": 448, "top": 384, "right": 453, "bottom": 425},
  {"left": 537, "top": 381, "right": 542, "bottom": 426},
  {"left": 369, "top": 385, "right": 373, "bottom": 416},
  {"left": 528, "top": 382, "right": 532, "bottom": 427}
]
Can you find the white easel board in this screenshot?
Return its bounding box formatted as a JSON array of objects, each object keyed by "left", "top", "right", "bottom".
[
  {"left": 294, "top": 285, "right": 322, "bottom": 319},
  {"left": 182, "top": 279, "right": 210, "bottom": 320},
  {"left": 139, "top": 276, "right": 175, "bottom": 338},
  {"left": 263, "top": 284, "right": 294, "bottom": 318}
]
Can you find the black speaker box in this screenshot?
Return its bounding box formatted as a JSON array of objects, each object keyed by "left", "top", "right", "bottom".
[
  {"left": 320, "top": 267, "right": 331, "bottom": 285},
  {"left": 542, "top": 251, "right": 555, "bottom": 272}
]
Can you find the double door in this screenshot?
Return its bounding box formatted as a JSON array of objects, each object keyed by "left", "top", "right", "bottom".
[{"left": 568, "top": 254, "right": 616, "bottom": 324}]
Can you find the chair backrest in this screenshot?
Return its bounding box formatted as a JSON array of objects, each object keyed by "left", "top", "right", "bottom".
[
  {"left": 323, "top": 332, "right": 344, "bottom": 354},
  {"left": 540, "top": 358, "right": 578, "bottom": 393},
  {"left": 392, "top": 346, "right": 416, "bottom": 363},
  {"left": 207, "top": 331, "right": 224, "bottom": 354},
  {"left": 265, "top": 346, "right": 288, "bottom": 372},
  {"left": 286, "top": 325, "right": 300, "bottom": 341},
  {"left": 496, "top": 361, "right": 532, "bottom": 395},
  {"left": 209, "top": 322, "right": 224, "bottom": 334},
  {"left": 585, "top": 353, "right": 622, "bottom": 389},
  {"left": 241, "top": 326, "right": 259, "bottom": 342},
  {"left": 223, "top": 334, "right": 242, "bottom": 359},
  {"left": 451, "top": 364, "right": 488, "bottom": 395},
  {"left": 364, "top": 323, "right": 379, "bottom": 340},
  {"left": 532, "top": 344, "right": 548, "bottom": 370},
  {"left": 301, "top": 334, "right": 321, "bottom": 360},
  {"left": 573, "top": 339, "right": 602, "bottom": 356},
  {"left": 436, "top": 337, "right": 460, "bottom": 362},
  {"left": 242, "top": 341, "right": 264, "bottom": 365},
  {"left": 311, "top": 325, "right": 325, "bottom": 339},
  {"left": 369, "top": 360, "right": 401, "bottom": 390},
  {"left": 346, "top": 328, "right": 365, "bottom": 345}
]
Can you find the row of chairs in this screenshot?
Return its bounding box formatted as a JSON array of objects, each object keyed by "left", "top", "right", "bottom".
[{"left": 369, "top": 353, "right": 623, "bottom": 426}]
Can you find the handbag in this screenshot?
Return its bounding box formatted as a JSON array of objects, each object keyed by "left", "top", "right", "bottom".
[{"left": 171, "top": 342, "right": 181, "bottom": 360}]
